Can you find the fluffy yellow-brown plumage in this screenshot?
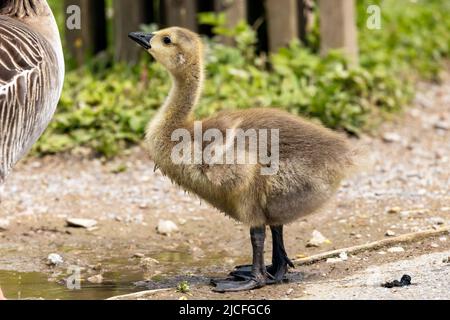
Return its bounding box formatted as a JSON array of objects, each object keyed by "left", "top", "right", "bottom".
[{"left": 129, "top": 27, "right": 357, "bottom": 292}]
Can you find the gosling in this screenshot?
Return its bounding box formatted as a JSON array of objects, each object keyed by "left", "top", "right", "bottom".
[{"left": 129, "top": 27, "right": 357, "bottom": 292}]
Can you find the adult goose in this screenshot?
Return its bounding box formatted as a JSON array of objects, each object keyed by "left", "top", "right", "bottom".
[
  {"left": 0, "top": 0, "right": 64, "bottom": 183},
  {"left": 129, "top": 27, "right": 359, "bottom": 292}
]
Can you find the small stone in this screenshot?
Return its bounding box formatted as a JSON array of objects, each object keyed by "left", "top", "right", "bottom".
[
  {"left": 66, "top": 218, "right": 98, "bottom": 229},
  {"left": 139, "top": 204, "right": 149, "bottom": 209},
  {"left": 386, "top": 207, "right": 401, "bottom": 214},
  {"left": 439, "top": 236, "right": 447, "bottom": 242},
  {"left": 434, "top": 120, "right": 449, "bottom": 131},
  {"left": 382, "top": 132, "right": 401, "bottom": 143},
  {"left": 428, "top": 217, "right": 445, "bottom": 225},
  {"left": 0, "top": 218, "right": 10, "bottom": 231},
  {"left": 339, "top": 252, "right": 348, "bottom": 261},
  {"left": 87, "top": 274, "right": 103, "bottom": 284},
  {"left": 47, "top": 253, "right": 64, "bottom": 266},
  {"left": 140, "top": 257, "right": 160, "bottom": 269},
  {"left": 286, "top": 288, "right": 294, "bottom": 295},
  {"left": 378, "top": 251, "right": 387, "bottom": 255},
  {"left": 92, "top": 263, "right": 102, "bottom": 271},
  {"left": 387, "top": 247, "right": 405, "bottom": 253},
  {"left": 156, "top": 220, "right": 179, "bottom": 235},
  {"left": 385, "top": 230, "right": 396, "bottom": 237},
  {"left": 133, "top": 253, "right": 145, "bottom": 258},
  {"left": 430, "top": 243, "right": 439, "bottom": 248},
  {"left": 306, "top": 230, "right": 330, "bottom": 248},
  {"left": 326, "top": 257, "right": 342, "bottom": 264}
]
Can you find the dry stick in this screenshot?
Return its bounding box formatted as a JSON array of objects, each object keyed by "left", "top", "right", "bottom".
[
  {"left": 294, "top": 226, "right": 450, "bottom": 266},
  {"left": 107, "top": 288, "right": 171, "bottom": 300}
]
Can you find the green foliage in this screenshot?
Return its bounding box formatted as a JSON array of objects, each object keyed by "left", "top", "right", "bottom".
[
  {"left": 177, "top": 281, "right": 190, "bottom": 294},
  {"left": 36, "top": 0, "right": 450, "bottom": 157}
]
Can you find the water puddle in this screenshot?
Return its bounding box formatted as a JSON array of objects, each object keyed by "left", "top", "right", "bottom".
[
  {"left": 0, "top": 270, "right": 142, "bottom": 300},
  {"left": 0, "top": 247, "right": 242, "bottom": 299}
]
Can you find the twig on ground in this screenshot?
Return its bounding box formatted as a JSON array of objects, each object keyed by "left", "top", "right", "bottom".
[
  {"left": 107, "top": 288, "right": 171, "bottom": 300},
  {"left": 294, "top": 227, "right": 450, "bottom": 266}
]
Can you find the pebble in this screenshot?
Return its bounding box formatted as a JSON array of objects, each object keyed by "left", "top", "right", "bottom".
[
  {"left": 386, "top": 207, "right": 402, "bottom": 214},
  {"left": 387, "top": 247, "right": 405, "bottom": 253},
  {"left": 307, "top": 230, "right": 330, "bottom": 247},
  {"left": 0, "top": 218, "right": 10, "bottom": 231},
  {"left": 133, "top": 253, "right": 145, "bottom": 258},
  {"left": 434, "top": 120, "right": 449, "bottom": 131},
  {"left": 140, "top": 257, "right": 160, "bottom": 269},
  {"left": 66, "top": 218, "right": 98, "bottom": 229},
  {"left": 326, "top": 252, "right": 348, "bottom": 264},
  {"left": 382, "top": 132, "right": 402, "bottom": 143},
  {"left": 385, "top": 230, "right": 396, "bottom": 237},
  {"left": 286, "top": 288, "right": 294, "bottom": 295},
  {"left": 47, "top": 253, "right": 64, "bottom": 266},
  {"left": 430, "top": 243, "right": 439, "bottom": 248},
  {"left": 156, "top": 220, "right": 179, "bottom": 235},
  {"left": 428, "top": 217, "right": 445, "bottom": 225},
  {"left": 439, "top": 236, "right": 447, "bottom": 242},
  {"left": 339, "top": 252, "right": 348, "bottom": 261},
  {"left": 87, "top": 274, "right": 103, "bottom": 284}
]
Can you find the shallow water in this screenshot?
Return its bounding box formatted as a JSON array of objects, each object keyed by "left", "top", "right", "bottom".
[
  {"left": 0, "top": 269, "right": 142, "bottom": 300},
  {"left": 0, "top": 247, "right": 233, "bottom": 300}
]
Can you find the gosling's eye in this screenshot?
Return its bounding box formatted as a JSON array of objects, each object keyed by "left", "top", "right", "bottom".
[{"left": 163, "top": 36, "right": 172, "bottom": 45}]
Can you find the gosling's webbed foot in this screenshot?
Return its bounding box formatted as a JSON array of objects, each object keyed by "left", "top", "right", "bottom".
[
  {"left": 230, "top": 261, "right": 293, "bottom": 283},
  {"left": 212, "top": 275, "right": 266, "bottom": 293}
]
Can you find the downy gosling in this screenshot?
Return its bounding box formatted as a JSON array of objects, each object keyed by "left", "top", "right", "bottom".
[{"left": 129, "top": 27, "right": 357, "bottom": 293}]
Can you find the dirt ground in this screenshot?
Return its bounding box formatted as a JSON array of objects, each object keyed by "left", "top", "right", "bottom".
[{"left": 0, "top": 76, "right": 449, "bottom": 300}]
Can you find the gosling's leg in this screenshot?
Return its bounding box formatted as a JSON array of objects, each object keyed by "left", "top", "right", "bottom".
[
  {"left": 229, "top": 225, "right": 294, "bottom": 283},
  {"left": 269, "top": 225, "right": 294, "bottom": 282},
  {"left": 212, "top": 226, "right": 267, "bottom": 292}
]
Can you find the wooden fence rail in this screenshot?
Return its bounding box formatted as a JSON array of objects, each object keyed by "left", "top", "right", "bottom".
[{"left": 63, "top": 0, "right": 358, "bottom": 67}]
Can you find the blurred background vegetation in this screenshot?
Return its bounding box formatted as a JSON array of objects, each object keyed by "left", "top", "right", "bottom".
[{"left": 34, "top": 0, "right": 450, "bottom": 157}]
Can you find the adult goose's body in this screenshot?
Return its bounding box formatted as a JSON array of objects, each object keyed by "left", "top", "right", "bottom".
[{"left": 0, "top": 0, "right": 64, "bottom": 182}]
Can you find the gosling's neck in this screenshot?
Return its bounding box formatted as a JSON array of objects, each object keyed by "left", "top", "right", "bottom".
[{"left": 148, "top": 62, "right": 204, "bottom": 139}]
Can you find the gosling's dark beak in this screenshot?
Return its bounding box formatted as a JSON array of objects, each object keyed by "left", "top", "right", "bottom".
[{"left": 128, "top": 32, "right": 154, "bottom": 50}]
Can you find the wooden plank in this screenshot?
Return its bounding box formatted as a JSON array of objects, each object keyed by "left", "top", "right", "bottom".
[
  {"left": 162, "top": 0, "right": 198, "bottom": 31},
  {"left": 64, "top": 0, "right": 107, "bottom": 66},
  {"left": 113, "top": 0, "right": 153, "bottom": 63},
  {"left": 319, "top": 0, "right": 358, "bottom": 66},
  {"left": 266, "top": 0, "right": 298, "bottom": 52}
]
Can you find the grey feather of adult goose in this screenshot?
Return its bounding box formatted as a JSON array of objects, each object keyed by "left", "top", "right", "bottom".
[{"left": 0, "top": 0, "right": 64, "bottom": 183}]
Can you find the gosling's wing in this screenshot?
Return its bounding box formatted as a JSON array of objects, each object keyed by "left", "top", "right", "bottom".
[{"left": 0, "top": 16, "right": 60, "bottom": 182}]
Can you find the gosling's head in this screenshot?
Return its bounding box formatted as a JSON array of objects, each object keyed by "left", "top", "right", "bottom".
[{"left": 129, "top": 27, "right": 203, "bottom": 76}]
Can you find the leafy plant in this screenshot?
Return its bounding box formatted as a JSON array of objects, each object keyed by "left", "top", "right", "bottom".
[{"left": 37, "top": 0, "right": 450, "bottom": 157}]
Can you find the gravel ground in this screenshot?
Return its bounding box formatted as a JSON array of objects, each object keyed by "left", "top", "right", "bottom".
[
  {"left": 301, "top": 251, "right": 450, "bottom": 300},
  {"left": 0, "top": 75, "right": 449, "bottom": 300}
]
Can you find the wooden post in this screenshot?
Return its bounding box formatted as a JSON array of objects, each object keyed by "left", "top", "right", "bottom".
[
  {"left": 266, "top": 0, "right": 299, "bottom": 52},
  {"left": 215, "top": 0, "right": 247, "bottom": 29},
  {"left": 113, "top": 0, "right": 154, "bottom": 63},
  {"left": 214, "top": 0, "right": 247, "bottom": 45},
  {"left": 64, "top": 0, "right": 107, "bottom": 66},
  {"left": 247, "top": 0, "right": 268, "bottom": 52},
  {"left": 298, "top": 0, "right": 315, "bottom": 44},
  {"left": 319, "top": 0, "right": 359, "bottom": 66},
  {"left": 162, "top": 0, "right": 198, "bottom": 31}
]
